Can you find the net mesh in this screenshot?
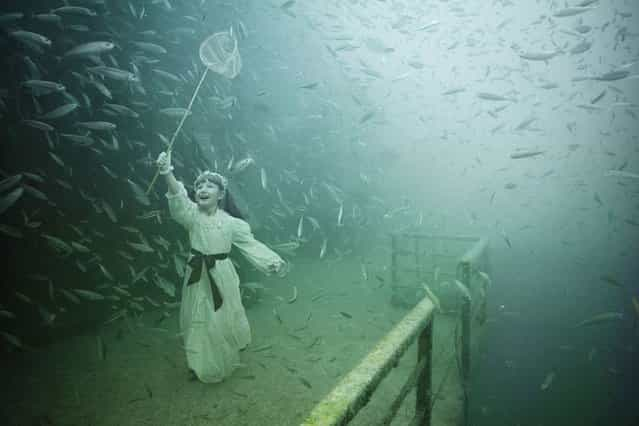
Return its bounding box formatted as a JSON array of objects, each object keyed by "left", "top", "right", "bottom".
[{"left": 199, "top": 30, "right": 242, "bottom": 79}]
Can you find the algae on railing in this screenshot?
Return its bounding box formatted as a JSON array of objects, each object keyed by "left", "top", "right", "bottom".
[
  {"left": 300, "top": 296, "right": 436, "bottom": 426},
  {"left": 300, "top": 234, "right": 491, "bottom": 426}
]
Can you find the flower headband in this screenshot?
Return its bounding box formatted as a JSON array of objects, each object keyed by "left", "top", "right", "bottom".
[{"left": 194, "top": 171, "right": 228, "bottom": 192}]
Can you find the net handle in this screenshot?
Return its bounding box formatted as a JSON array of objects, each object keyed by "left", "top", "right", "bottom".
[{"left": 146, "top": 67, "right": 209, "bottom": 195}]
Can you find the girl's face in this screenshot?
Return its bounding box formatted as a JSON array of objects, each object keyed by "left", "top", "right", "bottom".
[{"left": 195, "top": 179, "right": 222, "bottom": 209}]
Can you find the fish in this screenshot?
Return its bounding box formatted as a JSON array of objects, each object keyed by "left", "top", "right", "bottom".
[
  {"left": 49, "top": 152, "right": 65, "bottom": 168},
  {"left": 297, "top": 215, "right": 304, "bottom": 239},
  {"left": 416, "top": 20, "right": 440, "bottom": 31},
  {"left": 260, "top": 168, "right": 268, "bottom": 190},
  {"left": 22, "top": 120, "right": 54, "bottom": 132},
  {"left": 454, "top": 280, "right": 472, "bottom": 302},
  {"left": 39, "top": 103, "right": 80, "bottom": 120},
  {"left": 518, "top": 50, "right": 562, "bottom": 61},
  {"left": 422, "top": 284, "right": 441, "bottom": 311},
  {"left": 53, "top": 6, "right": 97, "bottom": 16},
  {"left": 21, "top": 80, "right": 65, "bottom": 95},
  {"left": 600, "top": 275, "right": 622, "bottom": 288},
  {"left": 500, "top": 229, "right": 512, "bottom": 248},
  {"left": 153, "top": 273, "right": 176, "bottom": 297},
  {"left": 0, "top": 175, "right": 22, "bottom": 193},
  {"left": 553, "top": 7, "right": 597, "bottom": 17},
  {"left": 592, "top": 70, "right": 630, "bottom": 81},
  {"left": 76, "top": 121, "right": 116, "bottom": 131},
  {"left": 590, "top": 90, "right": 606, "bottom": 104},
  {"left": 0, "top": 331, "right": 23, "bottom": 349},
  {"left": 101, "top": 199, "right": 118, "bottom": 223},
  {"left": 570, "top": 40, "right": 592, "bottom": 55},
  {"left": 287, "top": 286, "right": 297, "bottom": 304},
  {"left": 159, "top": 107, "right": 191, "bottom": 118},
  {"left": 300, "top": 82, "right": 319, "bottom": 89},
  {"left": 359, "top": 111, "right": 375, "bottom": 124},
  {"left": 337, "top": 203, "right": 343, "bottom": 226},
  {"left": 132, "top": 41, "right": 167, "bottom": 55},
  {"left": 605, "top": 170, "right": 639, "bottom": 179},
  {"left": 442, "top": 88, "right": 466, "bottom": 96},
  {"left": 574, "top": 70, "right": 630, "bottom": 82},
  {"left": 514, "top": 117, "right": 537, "bottom": 131},
  {"left": 127, "top": 241, "right": 155, "bottom": 253},
  {"left": 0, "top": 187, "right": 24, "bottom": 215},
  {"left": 319, "top": 238, "right": 327, "bottom": 259},
  {"left": 510, "top": 150, "right": 544, "bottom": 159},
  {"left": 574, "top": 312, "right": 624, "bottom": 328},
  {"left": 306, "top": 216, "right": 320, "bottom": 231},
  {"left": 73, "top": 289, "right": 105, "bottom": 301},
  {"left": 392, "top": 71, "right": 412, "bottom": 82},
  {"left": 88, "top": 66, "right": 138, "bottom": 82},
  {"left": 10, "top": 30, "right": 51, "bottom": 47},
  {"left": 0, "top": 224, "right": 23, "bottom": 238},
  {"left": 231, "top": 157, "right": 255, "bottom": 174},
  {"left": 41, "top": 234, "right": 73, "bottom": 255},
  {"left": 540, "top": 372, "right": 555, "bottom": 390},
  {"left": 64, "top": 41, "right": 115, "bottom": 57},
  {"left": 299, "top": 377, "right": 312, "bottom": 389},
  {"left": 127, "top": 179, "right": 151, "bottom": 206},
  {"left": 96, "top": 334, "right": 106, "bottom": 361},
  {"left": 339, "top": 311, "right": 352, "bottom": 319},
  {"left": 477, "top": 92, "right": 515, "bottom": 102},
  {"left": 22, "top": 184, "right": 48, "bottom": 201},
  {"left": 593, "top": 192, "right": 603, "bottom": 207}
]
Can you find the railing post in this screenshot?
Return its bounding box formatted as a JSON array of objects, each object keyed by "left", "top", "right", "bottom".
[
  {"left": 415, "top": 318, "right": 433, "bottom": 425},
  {"left": 414, "top": 237, "right": 420, "bottom": 282},
  {"left": 460, "top": 263, "right": 471, "bottom": 426},
  {"left": 391, "top": 234, "right": 398, "bottom": 286}
]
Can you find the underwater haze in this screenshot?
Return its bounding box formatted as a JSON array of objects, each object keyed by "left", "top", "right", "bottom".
[{"left": 1, "top": 0, "right": 638, "bottom": 425}]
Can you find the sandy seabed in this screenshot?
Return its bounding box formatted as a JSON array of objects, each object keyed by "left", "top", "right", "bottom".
[{"left": 1, "top": 255, "right": 466, "bottom": 426}]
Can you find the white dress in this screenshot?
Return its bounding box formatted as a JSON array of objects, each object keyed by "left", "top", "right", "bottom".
[{"left": 166, "top": 182, "right": 283, "bottom": 383}]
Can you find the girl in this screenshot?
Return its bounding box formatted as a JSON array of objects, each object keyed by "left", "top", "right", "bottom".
[{"left": 156, "top": 151, "right": 287, "bottom": 383}]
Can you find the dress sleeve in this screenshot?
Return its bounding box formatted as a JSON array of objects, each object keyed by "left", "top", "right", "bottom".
[
  {"left": 231, "top": 218, "right": 283, "bottom": 275},
  {"left": 165, "top": 181, "right": 197, "bottom": 230}
]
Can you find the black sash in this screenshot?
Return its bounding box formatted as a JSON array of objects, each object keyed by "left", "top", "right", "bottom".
[{"left": 187, "top": 249, "right": 228, "bottom": 311}]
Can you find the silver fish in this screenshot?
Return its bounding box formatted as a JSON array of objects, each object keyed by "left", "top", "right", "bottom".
[
  {"left": 73, "top": 289, "right": 105, "bottom": 301},
  {"left": 518, "top": 50, "right": 562, "bottom": 61},
  {"left": 319, "top": 238, "right": 327, "bottom": 259},
  {"left": 10, "top": 30, "right": 51, "bottom": 47},
  {"left": 88, "top": 66, "right": 138, "bottom": 82},
  {"left": 21, "top": 80, "right": 65, "bottom": 95},
  {"left": 477, "top": 92, "right": 516, "bottom": 102},
  {"left": 0, "top": 187, "right": 24, "bottom": 215},
  {"left": 510, "top": 150, "right": 544, "bottom": 159},
  {"left": 76, "top": 121, "right": 116, "bottom": 131},
  {"left": 64, "top": 41, "right": 115, "bottom": 57},
  {"left": 39, "top": 103, "right": 79, "bottom": 120},
  {"left": 132, "top": 41, "right": 167, "bottom": 55},
  {"left": 159, "top": 107, "right": 191, "bottom": 118},
  {"left": 574, "top": 312, "right": 624, "bottom": 327},
  {"left": 127, "top": 179, "right": 151, "bottom": 206},
  {"left": 553, "top": 7, "right": 596, "bottom": 17},
  {"left": 454, "top": 280, "right": 472, "bottom": 301},
  {"left": 232, "top": 157, "right": 255, "bottom": 174},
  {"left": 0, "top": 174, "right": 22, "bottom": 193}
]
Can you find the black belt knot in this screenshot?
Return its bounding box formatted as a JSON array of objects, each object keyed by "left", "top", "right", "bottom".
[{"left": 187, "top": 249, "right": 228, "bottom": 311}]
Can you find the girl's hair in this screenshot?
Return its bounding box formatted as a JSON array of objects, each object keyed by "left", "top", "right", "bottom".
[
  {"left": 219, "top": 189, "right": 246, "bottom": 220},
  {"left": 192, "top": 171, "right": 246, "bottom": 220}
]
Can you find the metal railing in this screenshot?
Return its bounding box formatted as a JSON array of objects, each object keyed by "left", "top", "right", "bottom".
[{"left": 301, "top": 234, "right": 490, "bottom": 426}]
